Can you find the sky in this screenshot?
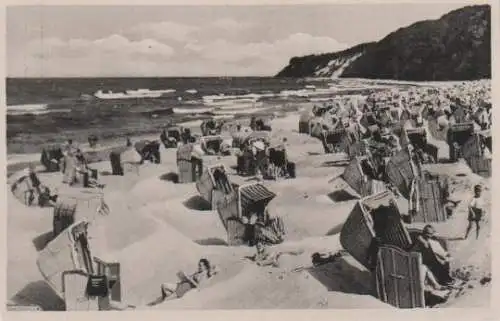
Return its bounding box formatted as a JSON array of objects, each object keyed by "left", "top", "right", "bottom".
[{"left": 7, "top": 3, "right": 472, "bottom": 77}]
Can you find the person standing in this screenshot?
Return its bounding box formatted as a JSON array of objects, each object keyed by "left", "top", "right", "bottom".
[{"left": 464, "top": 185, "right": 486, "bottom": 240}]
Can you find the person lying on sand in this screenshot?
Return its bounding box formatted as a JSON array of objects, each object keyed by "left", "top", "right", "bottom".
[
  {"left": 37, "top": 186, "right": 58, "bottom": 207},
  {"left": 311, "top": 250, "right": 349, "bottom": 267},
  {"left": 250, "top": 241, "right": 303, "bottom": 268},
  {"left": 22, "top": 164, "right": 58, "bottom": 207},
  {"left": 148, "top": 258, "right": 218, "bottom": 306}
]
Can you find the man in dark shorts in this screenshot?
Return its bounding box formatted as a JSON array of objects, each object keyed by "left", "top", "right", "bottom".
[{"left": 465, "top": 185, "right": 485, "bottom": 240}]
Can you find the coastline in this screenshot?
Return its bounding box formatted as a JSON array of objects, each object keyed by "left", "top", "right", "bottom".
[{"left": 5, "top": 109, "right": 301, "bottom": 177}]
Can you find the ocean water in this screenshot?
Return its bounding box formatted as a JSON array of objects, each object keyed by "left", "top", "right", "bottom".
[
  {"left": 7, "top": 77, "right": 330, "bottom": 154},
  {"left": 6, "top": 76, "right": 397, "bottom": 155}
]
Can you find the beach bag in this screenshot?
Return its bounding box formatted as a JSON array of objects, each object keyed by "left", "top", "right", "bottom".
[{"left": 86, "top": 274, "right": 109, "bottom": 297}]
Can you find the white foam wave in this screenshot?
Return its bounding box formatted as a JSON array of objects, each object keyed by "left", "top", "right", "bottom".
[
  {"left": 8, "top": 104, "right": 47, "bottom": 111},
  {"left": 173, "top": 107, "right": 214, "bottom": 114},
  {"left": 212, "top": 107, "right": 269, "bottom": 115},
  {"left": 215, "top": 102, "right": 264, "bottom": 110},
  {"left": 7, "top": 104, "right": 72, "bottom": 116}
]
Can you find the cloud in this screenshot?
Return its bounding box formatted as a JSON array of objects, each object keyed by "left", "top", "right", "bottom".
[
  {"left": 10, "top": 21, "right": 347, "bottom": 76},
  {"left": 12, "top": 34, "right": 176, "bottom": 77},
  {"left": 186, "top": 33, "right": 348, "bottom": 73},
  {"left": 209, "top": 18, "right": 254, "bottom": 31},
  {"left": 26, "top": 34, "right": 175, "bottom": 59},
  {"left": 126, "top": 21, "right": 198, "bottom": 43}
]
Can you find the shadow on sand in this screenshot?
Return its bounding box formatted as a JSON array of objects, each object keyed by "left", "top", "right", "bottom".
[
  {"left": 327, "top": 190, "right": 358, "bottom": 202},
  {"left": 325, "top": 224, "right": 344, "bottom": 236},
  {"left": 195, "top": 238, "right": 228, "bottom": 246},
  {"left": 183, "top": 195, "right": 212, "bottom": 211},
  {"left": 32, "top": 231, "right": 53, "bottom": 252},
  {"left": 307, "top": 256, "right": 374, "bottom": 296},
  {"left": 159, "top": 172, "right": 179, "bottom": 183},
  {"left": 321, "top": 160, "right": 350, "bottom": 168},
  {"left": 11, "top": 280, "right": 65, "bottom": 311}
]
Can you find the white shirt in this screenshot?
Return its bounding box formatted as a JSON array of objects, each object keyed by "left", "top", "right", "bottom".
[
  {"left": 191, "top": 144, "right": 205, "bottom": 158},
  {"left": 122, "top": 148, "right": 142, "bottom": 163},
  {"left": 469, "top": 196, "right": 485, "bottom": 212}
]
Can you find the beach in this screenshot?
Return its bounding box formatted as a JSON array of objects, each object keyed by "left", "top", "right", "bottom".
[{"left": 6, "top": 79, "right": 492, "bottom": 309}]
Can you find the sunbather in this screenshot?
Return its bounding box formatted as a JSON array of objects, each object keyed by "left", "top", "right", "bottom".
[
  {"left": 413, "top": 225, "right": 455, "bottom": 286},
  {"left": 148, "top": 258, "right": 217, "bottom": 306},
  {"left": 421, "top": 262, "right": 450, "bottom": 305},
  {"left": 23, "top": 164, "right": 55, "bottom": 206},
  {"left": 251, "top": 241, "right": 303, "bottom": 267},
  {"left": 37, "top": 186, "right": 58, "bottom": 207}
]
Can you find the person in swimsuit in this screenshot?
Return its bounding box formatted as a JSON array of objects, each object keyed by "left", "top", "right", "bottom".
[
  {"left": 421, "top": 262, "right": 450, "bottom": 305},
  {"left": 150, "top": 258, "right": 216, "bottom": 305},
  {"left": 251, "top": 241, "right": 303, "bottom": 267},
  {"left": 465, "top": 185, "right": 485, "bottom": 240},
  {"left": 413, "top": 225, "right": 455, "bottom": 286},
  {"left": 38, "top": 186, "right": 58, "bottom": 207}
]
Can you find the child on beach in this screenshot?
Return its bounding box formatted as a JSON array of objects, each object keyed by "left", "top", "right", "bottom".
[{"left": 464, "top": 185, "right": 486, "bottom": 240}]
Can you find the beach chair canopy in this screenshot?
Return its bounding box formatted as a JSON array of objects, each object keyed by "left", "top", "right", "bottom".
[
  {"left": 201, "top": 135, "right": 224, "bottom": 153},
  {"left": 406, "top": 128, "right": 427, "bottom": 149},
  {"left": 37, "top": 220, "right": 93, "bottom": 297},
  {"left": 167, "top": 127, "right": 182, "bottom": 138},
  {"left": 340, "top": 191, "right": 412, "bottom": 270},
  {"left": 385, "top": 147, "right": 420, "bottom": 199},
  {"left": 447, "top": 122, "right": 474, "bottom": 146},
  {"left": 239, "top": 183, "right": 276, "bottom": 215}
]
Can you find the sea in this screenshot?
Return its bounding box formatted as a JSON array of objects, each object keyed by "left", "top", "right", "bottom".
[{"left": 6, "top": 76, "right": 398, "bottom": 157}]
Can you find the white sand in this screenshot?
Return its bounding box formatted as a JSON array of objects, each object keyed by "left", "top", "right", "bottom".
[{"left": 7, "top": 107, "right": 491, "bottom": 310}]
